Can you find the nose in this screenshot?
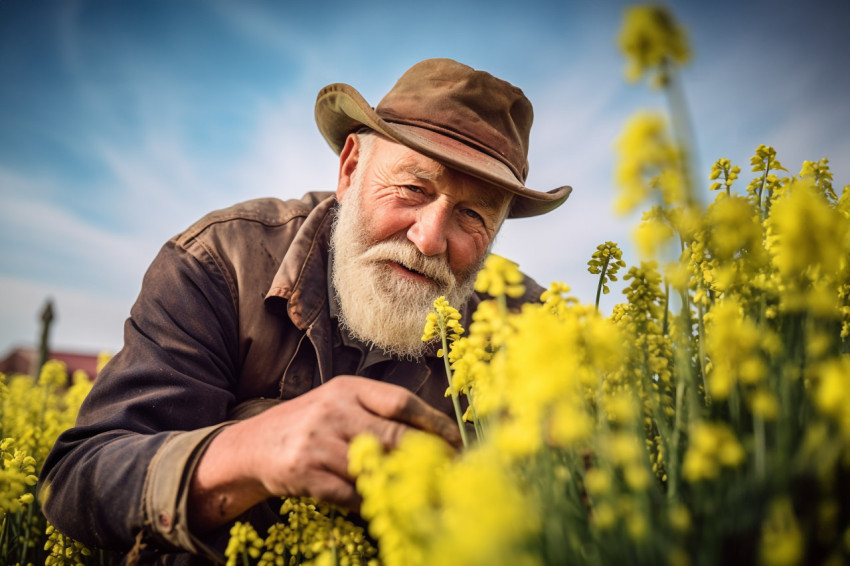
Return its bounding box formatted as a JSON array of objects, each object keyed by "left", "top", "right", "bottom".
[{"left": 407, "top": 201, "right": 450, "bottom": 257}]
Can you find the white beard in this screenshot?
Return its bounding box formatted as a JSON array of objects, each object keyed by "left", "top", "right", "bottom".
[{"left": 330, "top": 183, "right": 481, "bottom": 359}]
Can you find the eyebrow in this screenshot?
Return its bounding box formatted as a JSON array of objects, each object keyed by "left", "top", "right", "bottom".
[
  {"left": 397, "top": 159, "right": 444, "bottom": 183},
  {"left": 395, "top": 159, "right": 508, "bottom": 217},
  {"left": 475, "top": 195, "right": 500, "bottom": 214}
]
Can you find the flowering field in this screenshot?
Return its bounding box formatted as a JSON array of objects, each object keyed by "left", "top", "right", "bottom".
[
  {"left": 3, "top": 4, "right": 849, "bottom": 566},
  {"left": 1, "top": 360, "right": 108, "bottom": 565}
]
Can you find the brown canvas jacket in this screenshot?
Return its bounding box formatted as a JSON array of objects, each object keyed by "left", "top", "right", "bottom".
[{"left": 39, "top": 191, "right": 544, "bottom": 564}]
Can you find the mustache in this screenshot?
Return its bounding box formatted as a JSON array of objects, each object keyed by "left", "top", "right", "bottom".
[{"left": 360, "top": 238, "right": 457, "bottom": 290}]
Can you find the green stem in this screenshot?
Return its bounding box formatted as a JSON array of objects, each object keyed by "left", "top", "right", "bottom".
[
  {"left": 668, "top": 291, "right": 694, "bottom": 499},
  {"left": 539, "top": 447, "right": 571, "bottom": 565},
  {"left": 729, "top": 382, "right": 741, "bottom": 432},
  {"left": 756, "top": 167, "right": 769, "bottom": 220},
  {"left": 594, "top": 256, "right": 611, "bottom": 312},
  {"left": 662, "top": 57, "right": 701, "bottom": 207},
  {"left": 467, "top": 387, "right": 484, "bottom": 442},
  {"left": 777, "top": 313, "right": 804, "bottom": 459},
  {"left": 696, "top": 303, "right": 711, "bottom": 407},
  {"left": 0, "top": 516, "right": 8, "bottom": 565},
  {"left": 668, "top": 372, "right": 686, "bottom": 500},
  {"left": 754, "top": 415, "right": 766, "bottom": 480},
  {"left": 19, "top": 494, "right": 35, "bottom": 565},
  {"left": 640, "top": 350, "right": 673, "bottom": 473},
  {"left": 439, "top": 327, "right": 469, "bottom": 449}
]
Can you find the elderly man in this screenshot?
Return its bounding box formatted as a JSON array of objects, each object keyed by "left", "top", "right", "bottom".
[{"left": 40, "top": 58, "right": 571, "bottom": 563}]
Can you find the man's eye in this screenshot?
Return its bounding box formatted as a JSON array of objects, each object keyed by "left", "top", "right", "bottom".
[
  {"left": 404, "top": 185, "right": 424, "bottom": 194},
  {"left": 462, "top": 208, "right": 484, "bottom": 222}
]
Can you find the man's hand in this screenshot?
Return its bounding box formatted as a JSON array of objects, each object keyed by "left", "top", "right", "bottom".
[{"left": 187, "top": 376, "right": 461, "bottom": 532}]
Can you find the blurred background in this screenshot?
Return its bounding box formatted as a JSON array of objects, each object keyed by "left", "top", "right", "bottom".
[{"left": 1, "top": 0, "right": 848, "bottom": 362}]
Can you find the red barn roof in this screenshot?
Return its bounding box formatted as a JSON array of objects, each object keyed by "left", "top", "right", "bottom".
[{"left": 0, "top": 347, "right": 101, "bottom": 380}]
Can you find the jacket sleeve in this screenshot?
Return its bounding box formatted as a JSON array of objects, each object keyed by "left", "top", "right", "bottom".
[{"left": 39, "top": 237, "right": 241, "bottom": 558}]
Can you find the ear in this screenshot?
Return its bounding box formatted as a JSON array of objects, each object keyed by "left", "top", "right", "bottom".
[{"left": 336, "top": 134, "right": 360, "bottom": 202}]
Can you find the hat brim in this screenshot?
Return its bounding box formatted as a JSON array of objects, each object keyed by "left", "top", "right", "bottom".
[{"left": 315, "top": 83, "right": 571, "bottom": 218}]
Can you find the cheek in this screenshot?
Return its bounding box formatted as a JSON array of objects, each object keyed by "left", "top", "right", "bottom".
[
  {"left": 448, "top": 232, "right": 489, "bottom": 276},
  {"left": 361, "top": 201, "right": 413, "bottom": 241}
]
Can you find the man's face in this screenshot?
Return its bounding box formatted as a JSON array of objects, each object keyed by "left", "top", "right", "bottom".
[{"left": 331, "top": 134, "right": 510, "bottom": 358}]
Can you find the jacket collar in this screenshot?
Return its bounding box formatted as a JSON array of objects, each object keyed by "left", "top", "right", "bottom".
[{"left": 264, "top": 194, "right": 337, "bottom": 330}]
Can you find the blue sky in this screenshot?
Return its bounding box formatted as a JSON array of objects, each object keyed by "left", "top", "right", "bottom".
[{"left": 1, "top": 0, "right": 848, "bottom": 356}]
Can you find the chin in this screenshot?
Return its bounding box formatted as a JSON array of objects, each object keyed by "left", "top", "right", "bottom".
[{"left": 335, "top": 262, "right": 438, "bottom": 359}]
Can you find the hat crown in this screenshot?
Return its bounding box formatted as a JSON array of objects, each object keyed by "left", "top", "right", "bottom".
[
  {"left": 313, "top": 58, "right": 571, "bottom": 217},
  {"left": 375, "top": 58, "right": 532, "bottom": 182}
]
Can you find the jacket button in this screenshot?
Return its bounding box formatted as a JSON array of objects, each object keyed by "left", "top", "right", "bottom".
[{"left": 158, "top": 512, "right": 172, "bottom": 528}]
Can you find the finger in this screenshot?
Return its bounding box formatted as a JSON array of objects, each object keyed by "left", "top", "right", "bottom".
[
  {"left": 321, "top": 436, "right": 356, "bottom": 483},
  {"left": 356, "top": 383, "right": 462, "bottom": 449},
  {"left": 307, "top": 469, "right": 362, "bottom": 513},
  {"left": 343, "top": 411, "right": 412, "bottom": 450},
  {"left": 398, "top": 394, "right": 462, "bottom": 448}
]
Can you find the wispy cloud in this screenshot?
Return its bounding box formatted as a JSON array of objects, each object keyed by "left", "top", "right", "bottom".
[{"left": 0, "top": 169, "right": 152, "bottom": 292}]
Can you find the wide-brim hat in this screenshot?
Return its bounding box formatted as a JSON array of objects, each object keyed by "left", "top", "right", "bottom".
[{"left": 315, "top": 58, "right": 572, "bottom": 218}]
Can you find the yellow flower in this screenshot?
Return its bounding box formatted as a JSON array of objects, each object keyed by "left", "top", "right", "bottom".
[
  {"left": 38, "top": 359, "right": 68, "bottom": 389},
  {"left": 750, "top": 144, "right": 787, "bottom": 175},
  {"left": 709, "top": 158, "right": 741, "bottom": 194},
  {"left": 428, "top": 447, "right": 539, "bottom": 566},
  {"left": 704, "top": 195, "right": 765, "bottom": 263},
  {"left": 348, "top": 433, "right": 383, "bottom": 478},
  {"left": 474, "top": 254, "right": 525, "bottom": 298},
  {"left": 614, "top": 112, "right": 684, "bottom": 215},
  {"left": 624, "top": 511, "right": 648, "bottom": 541},
  {"left": 749, "top": 389, "right": 780, "bottom": 421},
  {"left": 593, "top": 502, "right": 617, "bottom": 531},
  {"left": 759, "top": 497, "right": 804, "bottom": 566},
  {"left": 799, "top": 157, "right": 836, "bottom": 202},
  {"left": 618, "top": 4, "right": 690, "bottom": 87},
  {"left": 350, "top": 431, "right": 451, "bottom": 566},
  {"left": 44, "top": 523, "right": 92, "bottom": 566},
  {"left": 584, "top": 468, "right": 613, "bottom": 497},
  {"left": 224, "top": 522, "right": 263, "bottom": 566},
  {"left": 634, "top": 209, "right": 675, "bottom": 258},
  {"left": 669, "top": 503, "right": 691, "bottom": 533},
  {"left": 540, "top": 281, "right": 578, "bottom": 318},
  {"left": 747, "top": 145, "right": 788, "bottom": 210},
  {"left": 814, "top": 357, "right": 850, "bottom": 440},
  {"left": 682, "top": 421, "right": 746, "bottom": 482},
  {"left": 587, "top": 241, "right": 627, "bottom": 292},
  {"left": 837, "top": 184, "right": 850, "bottom": 218},
  {"left": 704, "top": 299, "right": 765, "bottom": 399},
  {"left": 663, "top": 261, "right": 690, "bottom": 291},
  {"left": 251, "top": 497, "right": 376, "bottom": 566},
  {"left": 605, "top": 392, "right": 638, "bottom": 425},
  {"left": 421, "top": 296, "right": 464, "bottom": 347},
  {"left": 624, "top": 463, "right": 651, "bottom": 491},
  {"left": 423, "top": 296, "right": 470, "bottom": 446},
  {"left": 767, "top": 178, "right": 848, "bottom": 299},
  {"left": 548, "top": 403, "right": 594, "bottom": 448},
  {"left": 607, "top": 432, "right": 644, "bottom": 468}
]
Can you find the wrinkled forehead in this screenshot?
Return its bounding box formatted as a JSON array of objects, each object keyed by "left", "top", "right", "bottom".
[{"left": 379, "top": 141, "right": 512, "bottom": 217}]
